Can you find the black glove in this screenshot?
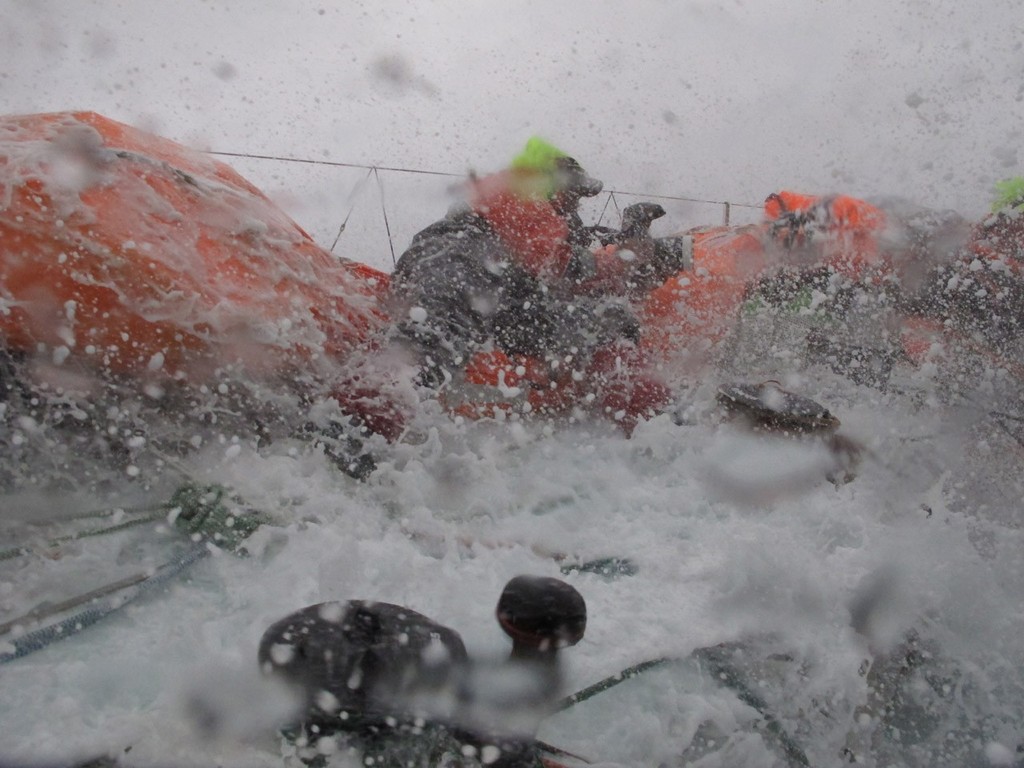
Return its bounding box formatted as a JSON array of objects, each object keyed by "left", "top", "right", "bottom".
[{"left": 620, "top": 202, "right": 667, "bottom": 239}]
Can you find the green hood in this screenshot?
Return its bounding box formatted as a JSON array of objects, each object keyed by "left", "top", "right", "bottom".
[
  {"left": 511, "top": 136, "right": 569, "bottom": 174},
  {"left": 992, "top": 176, "right": 1024, "bottom": 213},
  {"left": 508, "top": 136, "right": 602, "bottom": 199}
]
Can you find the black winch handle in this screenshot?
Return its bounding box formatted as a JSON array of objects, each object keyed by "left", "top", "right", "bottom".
[{"left": 495, "top": 575, "right": 587, "bottom": 661}]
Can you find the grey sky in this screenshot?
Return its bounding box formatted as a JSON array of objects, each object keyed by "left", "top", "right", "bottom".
[{"left": 3, "top": 0, "right": 1021, "bottom": 267}]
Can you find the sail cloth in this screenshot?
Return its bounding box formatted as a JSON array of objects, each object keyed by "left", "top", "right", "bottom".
[{"left": 0, "top": 111, "right": 389, "bottom": 385}]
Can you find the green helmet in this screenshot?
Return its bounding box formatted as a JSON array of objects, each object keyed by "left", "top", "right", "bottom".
[
  {"left": 510, "top": 136, "right": 603, "bottom": 199},
  {"left": 992, "top": 176, "right": 1024, "bottom": 214}
]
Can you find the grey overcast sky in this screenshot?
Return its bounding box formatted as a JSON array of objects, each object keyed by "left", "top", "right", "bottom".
[{"left": 3, "top": 0, "right": 1022, "bottom": 267}]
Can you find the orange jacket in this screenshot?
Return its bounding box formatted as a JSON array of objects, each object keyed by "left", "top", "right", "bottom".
[
  {"left": 763, "top": 191, "right": 819, "bottom": 220},
  {"left": 469, "top": 170, "right": 635, "bottom": 293},
  {"left": 764, "top": 190, "right": 888, "bottom": 279},
  {"left": 641, "top": 225, "right": 767, "bottom": 360},
  {"left": 470, "top": 169, "right": 574, "bottom": 282}
]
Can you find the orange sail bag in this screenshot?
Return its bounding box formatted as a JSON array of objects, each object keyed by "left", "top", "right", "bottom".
[{"left": 0, "top": 112, "right": 389, "bottom": 385}]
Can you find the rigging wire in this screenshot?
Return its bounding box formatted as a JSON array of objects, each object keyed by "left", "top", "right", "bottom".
[
  {"left": 208, "top": 150, "right": 462, "bottom": 179},
  {"left": 330, "top": 167, "right": 374, "bottom": 252},
  {"left": 595, "top": 190, "right": 616, "bottom": 229},
  {"left": 210, "top": 147, "right": 759, "bottom": 207},
  {"left": 374, "top": 167, "right": 398, "bottom": 266},
  {"left": 208, "top": 148, "right": 761, "bottom": 252}
]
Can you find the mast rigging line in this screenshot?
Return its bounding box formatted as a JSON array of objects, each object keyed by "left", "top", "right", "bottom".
[{"left": 207, "top": 149, "right": 762, "bottom": 210}]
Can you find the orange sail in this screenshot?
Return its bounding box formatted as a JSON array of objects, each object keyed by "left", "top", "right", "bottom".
[
  {"left": 0, "top": 111, "right": 389, "bottom": 386},
  {"left": 641, "top": 224, "right": 767, "bottom": 364}
]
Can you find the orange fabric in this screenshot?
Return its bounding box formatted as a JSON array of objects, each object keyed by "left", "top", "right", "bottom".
[
  {"left": 821, "top": 195, "right": 887, "bottom": 279},
  {"left": 641, "top": 226, "right": 767, "bottom": 359},
  {"left": 899, "top": 316, "right": 946, "bottom": 365},
  {"left": 452, "top": 346, "right": 669, "bottom": 434},
  {"left": 0, "top": 111, "right": 389, "bottom": 382},
  {"left": 586, "top": 343, "right": 673, "bottom": 436},
  {"left": 452, "top": 349, "right": 574, "bottom": 421},
  {"left": 765, "top": 190, "right": 885, "bottom": 233},
  {"left": 330, "top": 384, "right": 407, "bottom": 443},
  {"left": 575, "top": 243, "right": 653, "bottom": 297},
  {"left": 463, "top": 349, "right": 517, "bottom": 387},
  {"left": 469, "top": 168, "right": 666, "bottom": 295},
  {"left": 450, "top": 400, "right": 516, "bottom": 421},
  {"left": 463, "top": 349, "right": 550, "bottom": 389},
  {"left": 824, "top": 196, "right": 885, "bottom": 278},
  {"left": 828, "top": 195, "right": 886, "bottom": 230},
  {"left": 764, "top": 190, "right": 888, "bottom": 279},
  {"left": 470, "top": 169, "right": 573, "bottom": 281},
  {"left": 764, "top": 190, "right": 818, "bottom": 220}
]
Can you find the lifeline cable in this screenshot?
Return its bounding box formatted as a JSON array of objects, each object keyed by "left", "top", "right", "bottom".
[
  {"left": 207, "top": 149, "right": 761, "bottom": 217},
  {"left": 594, "top": 190, "right": 622, "bottom": 230},
  {"left": 50, "top": 501, "right": 166, "bottom": 524},
  {"left": 554, "top": 656, "right": 673, "bottom": 711},
  {"left": 0, "top": 501, "right": 171, "bottom": 562},
  {"left": 208, "top": 150, "right": 463, "bottom": 179},
  {"left": 0, "top": 572, "right": 148, "bottom": 636},
  {"left": 1, "top": 511, "right": 166, "bottom": 563},
  {"left": 48, "top": 511, "right": 166, "bottom": 546},
  {"left": 692, "top": 645, "right": 810, "bottom": 767},
  {"left": 554, "top": 650, "right": 810, "bottom": 767},
  {"left": 207, "top": 149, "right": 763, "bottom": 208},
  {"left": 2, "top": 497, "right": 202, "bottom": 562},
  {"left": 375, "top": 167, "right": 398, "bottom": 266},
  {"left": 535, "top": 739, "right": 594, "bottom": 765},
  {"left": 330, "top": 166, "right": 375, "bottom": 252},
  {"left": 0, "top": 542, "right": 210, "bottom": 665},
  {"left": 0, "top": 483, "right": 268, "bottom": 664}
]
